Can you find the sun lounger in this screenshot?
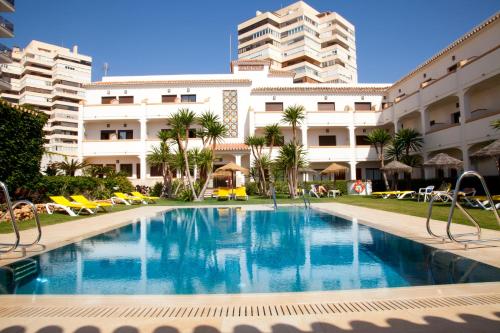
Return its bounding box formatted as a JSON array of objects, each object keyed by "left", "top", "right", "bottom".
[
  {"left": 217, "top": 188, "right": 230, "bottom": 201},
  {"left": 464, "top": 195, "right": 500, "bottom": 210},
  {"left": 70, "top": 195, "right": 113, "bottom": 212},
  {"left": 417, "top": 185, "right": 435, "bottom": 202},
  {"left": 112, "top": 192, "right": 144, "bottom": 205},
  {"left": 371, "top": 191, "right": 399, "bottom": 199},
  {"left": 235, "top": 187, "right": 249, "bottom": 201},
  {"left": 46, "top": 196, "right": 95, "bottom": 216},
  {"left": 131, "top": 191, "right": 159, "bottom": 203}
]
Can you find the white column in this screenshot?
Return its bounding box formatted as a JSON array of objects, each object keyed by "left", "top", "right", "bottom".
[
  {"left": 77, "top": 101, "right": 85, "bottom": 162},
  {"left": 420, "top": 107, "right": 428, "bottom": 134},
  {"left": 457, "top": 91, "right": 471, "bottom": 170},
  {"left": 139, "top": 102, "right": 148, "bottom": 180},
  {"left": 349, "top": 161, "right": 357, "bottom": 180},
  {"left": 234, "top": 154, "right": 243, "bottom": 186},
  {"left": 248, "top": 108, "right": 255, "bottom": 136},
  {"left": 301, "top": 124, "right": 308, "bottom": 147}
]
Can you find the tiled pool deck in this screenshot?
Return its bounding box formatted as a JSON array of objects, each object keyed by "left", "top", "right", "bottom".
[{"left": 0, "top": 203, "right": 499, "bottom": 332}]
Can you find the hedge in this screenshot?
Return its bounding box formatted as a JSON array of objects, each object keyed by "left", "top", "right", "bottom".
[{"left": 0, "top": 101, "right": 47, "bottom": 192}]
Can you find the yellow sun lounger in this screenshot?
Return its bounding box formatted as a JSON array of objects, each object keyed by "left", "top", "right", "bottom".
[
  {"left": 131, "top": 191, "right": 159, "bottom": 203},
  {"left": 46, "top": 196, "right": 95, "bottom": 216},
  {"left": 71, "top": 195, "right": 113, "bottom": 212},
  {"left": 234, "top": 187, "right": 248, "bottom": 201},
  {"left": 217, "top": 188, "right": 230, "bottom": 201},
  {"left": 112, "top": 192, "right": 144, "bottom": 205}
]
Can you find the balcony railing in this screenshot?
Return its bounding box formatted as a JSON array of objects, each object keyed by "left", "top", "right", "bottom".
[
  {"left": 0, "top": 16, "right": 13, "bottom": 34},
  {"left": 0, "top": 42, "right": 11, "bottom": 57}
]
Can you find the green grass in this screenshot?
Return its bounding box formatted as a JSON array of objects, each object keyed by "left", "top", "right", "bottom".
[{"left": 1, "top": 195, "right": 497, "bottom": 234}]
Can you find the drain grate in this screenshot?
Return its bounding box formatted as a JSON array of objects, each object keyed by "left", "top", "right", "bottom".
[{"left": 0, "top": 294, "right": 498, "bottom": 319}]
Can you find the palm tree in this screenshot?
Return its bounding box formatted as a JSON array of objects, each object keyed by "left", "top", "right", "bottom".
[
  {"left": 281, "top": 105, "right": 306, "bottom": 198},
  {"left": 147, "top": 130, "right": 174, "bottom": 197},
  {"left": 366, "top": 129, "right": 392, "bottom": 190},
  {"left": 276, "top": 142, "right": 306, "bottom": 197},
  {"left": 57, "top": 158, "right": 89, "bottom": 176},
  {"left": 245, "top": 135, "right": 267, "bottom": 195},
  {"left": 264, "top": 123, "right": 282, "bottom": 193},
  {"left": 169, "top": 108, "right": 198, "bottom": 200},
  {"left": 492, "top": 119, "right": 500, "bottom": 130},
  {"left": 197, "top": 111, "right": 227, "bottom": 199},
  {"left": 394, "top": 128, "right": 423, "bottom": 156}
]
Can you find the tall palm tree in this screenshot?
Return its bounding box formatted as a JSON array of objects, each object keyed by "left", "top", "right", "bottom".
[
  {"left": 147, "top": 130, "right": 174, "bottom": 197},
  {"left": 264, "top": 123, "right": 282, "bottom": 193},
  {"left": 394, "top": 128, "right": 423, "bottom": 156},
  {"left": 366, "top": 129, "right": 392, "bottom": 190},
  {"left": 57, "top": 158, "right": 89, "bottom": 176},
  {"left": 245, "top": 135, "right": 267, "bottom": 195},
  {"left": 276, "top": 142, "right": 306, "bottom": 197},
  {"left": 169, "top": 108, "right": 198, "bottom": 199},
  {"left": 198, "top": 111, "right": 227, "bottom": 199},
  {"left": 281, "top": 105, "right": 305, "bottom": 198}
]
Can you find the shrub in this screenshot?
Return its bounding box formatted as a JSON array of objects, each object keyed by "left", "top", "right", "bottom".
[
  {"left": 151, "top": 182, "right": 163, "bottom": 197},
  {"left": 245, "top": 181, "right": 258, "bottom": 196}
]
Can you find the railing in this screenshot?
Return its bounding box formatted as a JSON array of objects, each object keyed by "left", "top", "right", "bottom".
[
  {"left": 270, "top": 185, "right": 277, "bottom": 210},
  {"left": 0, "top": 42, "right": 11, "bottom": 57},
  {"left": 301, "top": 189, "right": 311, "bottom": 210},
  {"left": 0, "top": 16, "right": 14, "bottom": 33}
]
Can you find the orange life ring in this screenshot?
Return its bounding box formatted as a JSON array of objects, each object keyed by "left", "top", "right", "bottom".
[{"left": 352, "top": 180, "right": 365, "bottom": 194}]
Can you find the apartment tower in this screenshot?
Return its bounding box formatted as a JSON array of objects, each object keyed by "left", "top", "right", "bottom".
[
  {"left": 0, "top": 40, "right": 92, "bottom": 157},
  {"left": 238, "top": 1, "right": 357, "bottom": 83},
  {"left": 0, "top": 0, "right": 14, "bottom": 90}
]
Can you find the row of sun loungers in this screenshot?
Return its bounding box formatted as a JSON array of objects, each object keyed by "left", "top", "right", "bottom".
[
  {"left": 213, "top": 187, "right": 249, "bottom": 201},
  {"left": 45, "top": 192, "right": 159, "bottom": 216}
]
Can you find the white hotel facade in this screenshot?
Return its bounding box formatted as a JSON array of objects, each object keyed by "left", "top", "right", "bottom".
[{"left": 78, "top": 13, "right": 500, "bottom": 186}]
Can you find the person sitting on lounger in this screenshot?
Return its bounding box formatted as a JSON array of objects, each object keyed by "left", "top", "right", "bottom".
[{"left": 318, "top": 185, "right": 327, "bottom": 196}]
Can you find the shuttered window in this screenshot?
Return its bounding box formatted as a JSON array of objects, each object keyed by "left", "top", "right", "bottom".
[
  {"left": 265, "top": 102, "right": 283, "bottom": 111},
  {"left": 317, "top": 102, "right": 335, "bottom": 111},
  {"left": 162, "top": 95, "right": 177, "bottom": 103},
  {"left": 101, "top": 96, "right": 116, "bottom": 104},
  {"left": 354, "top": 102, "right": 371, "bottom": 111},
  {"left": 318, "top": 135, "right": 337, "bottom": 146},
  {"left": 119, "top": 96, "right": 134, "bottom": 104}
]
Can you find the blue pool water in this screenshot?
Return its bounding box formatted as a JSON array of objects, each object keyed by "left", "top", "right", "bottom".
[{"left": 1, "top": 207, "right": 499, "bottom": 295}]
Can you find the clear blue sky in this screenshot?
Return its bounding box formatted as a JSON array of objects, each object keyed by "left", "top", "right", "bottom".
[{"left": 10, "top": 0, "right": 500, "bottom": 82}]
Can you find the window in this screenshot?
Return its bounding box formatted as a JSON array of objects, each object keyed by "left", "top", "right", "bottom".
[
  {"left": 265, "top": 102, "right": 283, "bottom": 111},
  {"left": 317, "top": 102, "right": 335, "bottom": 111},
  {"left": 105, "top": 164, "right": 116, "bottom": 171},
  {"left": 100, "top": 130, "right": 116, "bottom": 140},
  {"left": 118, "top": 96, "right": 134, "bottom": 104},
  {"left": 181, "top": 94, "right": 196, "bottom": 103},
  {"left": 447, "top": 64, "right": 458, "bottom": 73},
  {"left": 318, "top": 135, "right": 336, "bottom": 146},
  {"left": 366, "top": 168, "right": 381, "bottom": 180},
  {"left": 188, "top": 129, "right": 197, "bottom": 138},
  {"left": 451, "top": 111, "right": 460, "bottom": 124},
  {"left": 118, "top": 130, "right": 133, "bottom": 140},
  {"left": 162, "top": 95, "right": 177, "bottom": 103},
  {"left": 150, "top": 165, "right": 162, "bottom": 177},
  {"left": 356, "top": 135, "right": 370, "bottom": 145},
  {"left": 101, "top": 96, "right": 116, "bottom": 104},
  {"left": 354, "top": 102, "right": 372, "bottom": 111},
  {"left": 120, "top": 164, "right": 133, "bottom": 177}
]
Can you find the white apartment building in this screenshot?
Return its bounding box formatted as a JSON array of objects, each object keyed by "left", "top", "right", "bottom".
[
  {"left": 0, "top": 0, "right": 14, "bottom": 91},
  {"left": 238, "top": 1, "right": 357, "bottom": 84},
  {"left": 79, "top": 13, "right": 500, "bottom": 186},
  {"left": 0, "top": 40, "right": 92, "bottom": 157}
]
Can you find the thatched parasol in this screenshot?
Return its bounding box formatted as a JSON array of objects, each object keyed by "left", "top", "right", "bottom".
[
  {"left": 214, "top": 162, "right": 249, "bottom": 191},
  {"left": 470, "top": 139, "right": 500, "bottom": 174},
  {"left": 424, "top": 153, "right": 463, "bottom": 168},
  {"left": 320, "top": 163, "right": 348, "bottom": 184},
  {"left": 299, "top": 167, "right": 318, "bottom": 174},
  {"left": 382, "top": 160, "right": 412, "bottom": 190}
]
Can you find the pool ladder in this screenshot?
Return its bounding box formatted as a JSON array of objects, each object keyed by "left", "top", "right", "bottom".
[
  {"left": 301, "top": 189, "right": 311, "bottom": 210},
  {"left": 0, "top": 181, "right": 43, "bottom": 255},
  {"left": 270, "top": 185, "right": 278, "bottom": 210},
  {"left": 426, "top": 171, "right": 500, "bottom": 249}
]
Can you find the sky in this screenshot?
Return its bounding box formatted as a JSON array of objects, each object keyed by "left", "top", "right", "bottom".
[{"left": 9, "top": 0, "right": 500, "bottom": 82}]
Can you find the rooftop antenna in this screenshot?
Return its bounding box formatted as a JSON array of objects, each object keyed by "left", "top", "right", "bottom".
[
  {"left": 229, "top": 34, "right": 232, "bottom": 64},
  {"left": 103, "top": 62, "right": 109, "bottom": 77}
]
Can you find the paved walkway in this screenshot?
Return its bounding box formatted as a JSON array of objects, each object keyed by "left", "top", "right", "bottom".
[{"left": 0, "top": 203, "right": 499, "bottom": 332}]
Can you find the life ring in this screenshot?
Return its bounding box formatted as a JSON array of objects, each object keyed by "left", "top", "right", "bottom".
[{"left": 352, "top": 180, "right": 365, "bottom": 194}]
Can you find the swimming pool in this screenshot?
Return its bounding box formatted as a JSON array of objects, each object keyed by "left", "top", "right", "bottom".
[{"left": 1, "top": 207, "right": 499, "bottom": 295}]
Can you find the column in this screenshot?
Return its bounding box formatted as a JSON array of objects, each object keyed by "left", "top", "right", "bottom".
[
  {"left": 458, "top": 91, "right": 471, "bottom": 170},
  {"left": 420, "top": 107, "right": 428, "bottom": 134},
  {"left": 349, "top": 161, "right": 357, "bottom": 180},
  {"left": 248, "top": 107, "right": 255, "bottom": 136},
  {"left": 77, "top": 101, "right": 85, "bottom": 162},
  {"left": 301, "top": 124, "right": 308, "bottom": 147},
  {"left": 139, "top": 102, "right": 148, "bottom": 180},
  {"left": 234, "top": 154, "right": 243, "bottom": 186}
]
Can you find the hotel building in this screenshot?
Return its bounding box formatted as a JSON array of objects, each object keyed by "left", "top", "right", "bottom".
[
  {"left": 79, "top": 13, "right": 500, "bottom": 186},
  {"left": 237, "top": 1, "right": 357, "bottom": 84},
  {"left": 0, "top": 0, "right": 14, "bottom": 90},
  {"left": 0, "top": 40, "right": 92, "bottom": 157}
]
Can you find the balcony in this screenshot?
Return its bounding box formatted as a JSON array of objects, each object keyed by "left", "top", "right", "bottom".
[
  {"left": 307, "top": 111, "right": 352, "bottom": 126},
  {"left": 145, "top": 102, "right": 209, "bottom": 119},
  {"left": 0, "top": 75, "right": 9, "bottom": 90},
  {"left": 459, "top": 47, "right": 500, "bottom": 87},
  {"left": 307, "top": 146, "right": 354, "bottom": 162},
  {"left": 394, "top": 91, "right": 419, "bottom": 116},
  {"left": 0, "top": 16, "right": 13, "bottom": 37},
  {"left": 0, "top": 0, "right": 15, "bottom": 12},
  {"left": 83, "top": 103, "right": 142, "bottom": 120},
  {"left": 0, "top": 42, "right": 11, "bottom": 63},
  {"left": 82, "top": 140, "right": 142, "bottom": 156},
  {"left": 420, "top": 71, "right": 458, "bottom": 106},
  {"left": 253, "top": 111, "right": 285, "bottom": 127},
  {"left": 464, "top": 112, "right": 500, "bottom": 143},
  {"left": 424, "top": 125, "right": 461, "bottom": 151},
  {"left": 353, "top": 111, "right": 382, "bottom": 126}
]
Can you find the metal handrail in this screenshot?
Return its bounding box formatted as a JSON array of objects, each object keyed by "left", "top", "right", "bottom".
[
  {"left": 270, "top": 185, "right": 278, "bottom": 210},
  {"left": 12, "top": 200, "right": 42, "bottom": 247},
  {"left": 446, "top": 171, "right": 500, "bottom": 249},
  {"left": 0, "top": 181, "right": 20, "bottom": 253},
  {"left": 301, "top": 189, "right": 311, "bottom": 209}
]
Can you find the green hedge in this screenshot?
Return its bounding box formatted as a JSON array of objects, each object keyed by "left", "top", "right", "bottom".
[
  {"left": 0, "top": 101, "right": 47, "bottom": 192},
  {"left": 245, "top": 180, "right": 348, "bottom": 196}
]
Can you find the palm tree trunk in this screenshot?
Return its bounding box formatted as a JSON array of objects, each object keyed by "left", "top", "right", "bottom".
[
  {"left": 380, "top": 152, "right": 390, "bottom": 191},
  {"left": 198, "top": 142, "right": 217, "bottom": 200}
]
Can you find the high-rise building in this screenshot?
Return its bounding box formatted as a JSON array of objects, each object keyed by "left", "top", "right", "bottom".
[
  {"left": 0, "top": 0, "right": 14, "bottom": 91},
  {"left": 237, "top": 1, "right": 357, "bottom": 83},
  {"left": 0, "top": 40, "right": 92, "bottom": 157}
]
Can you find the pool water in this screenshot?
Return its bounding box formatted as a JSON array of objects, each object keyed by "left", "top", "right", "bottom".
[{"left": 1, "top": 207, "right": 499, "bottom": 295}]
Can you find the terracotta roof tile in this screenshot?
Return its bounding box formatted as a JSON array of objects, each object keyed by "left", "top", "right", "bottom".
[
  {"left": 85, "top": 79, "right": 252, "bottom": 88},
  {"left": 268, "top": 69, "right": 295, "bottom": 77},
  {"left": 215, "top": 143, "right": 249, "bottom": 151},
  {"left": 251, "top": 86, "right": 389, "bottom": 94}
]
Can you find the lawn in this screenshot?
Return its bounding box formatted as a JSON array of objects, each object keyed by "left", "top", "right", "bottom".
[{"left": 0, "top": 195, "right": 497, "bottom": 234}]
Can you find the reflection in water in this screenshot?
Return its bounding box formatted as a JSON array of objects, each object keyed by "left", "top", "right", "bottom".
[{"left": 1, "top": 207, "right": 499, "bottom": 295}]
